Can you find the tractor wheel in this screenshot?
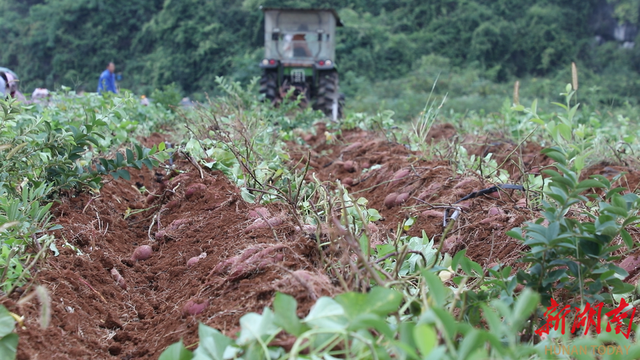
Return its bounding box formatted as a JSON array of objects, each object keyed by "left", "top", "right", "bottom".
[
  {"left": 259, "top": 71, "right": 277, "bottom": 102},
  {"left": 315, "top": 71, "right": 343, "bottom": 119}
]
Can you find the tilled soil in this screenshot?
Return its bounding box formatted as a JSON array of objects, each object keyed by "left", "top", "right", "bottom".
[
  {"left": 290, "top": 124, "right": 542, "bottom": 267},
  {"left": 290, "top": 123, "right": 640, "bottom": 280},
  {"left": 6, "top": 126, "right": 640, "bottom": 359},
  {"left": 5, "top": 134, "right": 336, "bottom": 359}
]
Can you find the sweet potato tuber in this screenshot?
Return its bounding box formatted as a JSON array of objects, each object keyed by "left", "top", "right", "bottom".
[
  {"left": 168, "top": 218, "right": 191, "bottom": 230},
  {"left": 343, "top": 161, "right": 356, "bottom": 173},
  {"left": 394, "top": 192, "right": 410, "bottom": 205},
  {"left": 392, "top": 169, "right": 411, "bottom": 182},
  {"left": 248, "top": 207, "right": 271, "bottom": 219},
  {"left": 421, "top": 210, "right": 443, "bottom": 218},
  {"left": 164, "top": 199, "right": 180, "bottom": 210},
  {"left": 182, "top": 299, "right": 209, "bottom": 316},
  {"left": 384, "top": 193, "right": 399, "bottom": 208},
  {"left": 110, "top": 268, "right": 127, "bottom": 290},
  {"left": 187, "top": 257, "right": 200, "bottom": 267},
  {"left": 131, "top": 245, "right": 153, "bottom": 261},
  {"left": 342, "top": 141, "right": 362, "bottom": 153},
  {"left": 185, "top": 183, "right": 207, "bottom": 199},
  {"left": 243, "top": 216, "right": 283, "bottom": 233}
]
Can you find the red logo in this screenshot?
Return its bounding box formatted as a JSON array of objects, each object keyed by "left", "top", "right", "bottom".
[{"left": 535, "top": 298, "right": 636, "bottom": 339}]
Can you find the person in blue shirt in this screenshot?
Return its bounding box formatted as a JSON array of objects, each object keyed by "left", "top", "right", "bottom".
[{"left": 97, "top": 62, "right": 117, "bottom": 94}]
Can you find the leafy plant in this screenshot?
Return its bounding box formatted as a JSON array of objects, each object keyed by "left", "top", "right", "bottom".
[
  {"left": 151, "top": 83, "right": 183, "bottom": 112},
  {"left": 509, "top": 147, "right": 640, "bottom": 305},
  {"left": 0, "top": 305, "right": 18, "bottom": 360}
]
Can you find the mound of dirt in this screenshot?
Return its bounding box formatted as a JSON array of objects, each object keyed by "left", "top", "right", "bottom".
[
  {"left": 290, "top": 124, "right": 640, "bottom": 284},
  {"left": 288, "top": 124, "right": 536, "bottom": 268},
  {"left": 4, "top": 162, "right": 337, "bottom": 359}
]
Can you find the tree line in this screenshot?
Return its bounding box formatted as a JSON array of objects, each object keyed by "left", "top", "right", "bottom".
[{"left": 0, "top": 0, "right": 638, "bottom": 98}]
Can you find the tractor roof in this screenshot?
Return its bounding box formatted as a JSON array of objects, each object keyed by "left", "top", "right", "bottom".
[{"left": 261, "top": 7, "right": 343, "bottom": 27}]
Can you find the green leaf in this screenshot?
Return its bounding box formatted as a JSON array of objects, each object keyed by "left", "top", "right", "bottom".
[
  {"left": 430, "top": 307, "right": 457, "bottom": 339},
  {"left": 511, "top": 289, "right": 539, "bottom": 330},
  {"left": 116, "top": 152, "right": 124, "bottom": 167},
  {"left": 142, "top": 158, "right": 154, "bottom": 170},
  {"left": 99, "top": 158, "right": 110, "bottom": 172},
  {"left": 135, "top": 144, "right": 144, "bottom": 160},
  {"left": 116, "top": 169, "right": 130, "bottom": 181},
  {"left": 158, "top": 142, "right": 166, "bottom": 152},
  {"left": 159, "top": 341, "right": 193, "bottom": 360},
  {"left": 126, "top": 148, "right": 134, "bottom": 163},
  {"left": 557, "top": 123, "right": 572, "bottom": 141},
  {"left": 335, "top": 287, "right": 402, "bottom": 319},
  {"left": 541, "top": 149, "right": 567, "bottom": 165},
  {"left": 506, "top": 229, "right": 524, "bottom": 241},
  {"left": 193, "top": 324, "right": 231, "bottom": 360},
  {"left": 239, "top": 188, "right": 255, "bottom": 203},
  {"left": 413, "top": 323, "right": 436, "bottom": 357},
  {"left": 421, "top": 270, "right": 448, "bottom": 307},
  {"left": 576, "top": 179, "right": 605, "bottom": 190},
  {"left": 237, "top": 309, "right": 279, "bottom": 345},
  {"left": 273, "top": 293, "right": 306, "bottom": 336},
  {"left": 348, "top": 313, "right": 394, "bottom": 338},
  {"left": 303, "top": 297, "right": 347, "bottom": 330},
  {"left": 0, "top": 333, "right": 18, "bottom": 360},
  {"left": 451, "top": 249, "right": 467, "bottom": 271},
  {"left": 0, "top": 306, "right": 15, "bottom": 338},
  {"left": 457, "top": 329, "right": 482, "bottom": 360},
  {"left": 621, "top": 229, "right": 634, "bottom": 249},
  {"left": 480, "top": 304, "right": 501, "bottom": 333},
  {"left": 396, "top": 322, "right": 419, "bottom": 359}
]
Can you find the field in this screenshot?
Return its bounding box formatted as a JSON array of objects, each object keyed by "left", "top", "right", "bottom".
[{"left": 3, "top": 78, "right": 640, "bottom": 359}]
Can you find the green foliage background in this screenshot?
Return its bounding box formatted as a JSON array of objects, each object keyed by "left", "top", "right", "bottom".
[{"left": 1, "top": 0, "right": 640, "bottom": 115}]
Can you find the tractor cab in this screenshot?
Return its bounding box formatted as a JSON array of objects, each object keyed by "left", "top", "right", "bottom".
[
  {"left": 262, "top": 8, "right": 340, "bottom": 67},
  {"left": 259, "top": 8, "right": 344, "bottom": 119}
]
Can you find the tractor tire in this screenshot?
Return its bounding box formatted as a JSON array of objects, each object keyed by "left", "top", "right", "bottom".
[
  {"left": 259, "top": 71, "right": 277, "bottom": 103},
  {"left": 315, "top": 71, "right": 343, "bottom": 119}
]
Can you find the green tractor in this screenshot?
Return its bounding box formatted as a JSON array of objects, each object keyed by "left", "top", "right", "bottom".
[{"left": 259, "top": 8, "right": 344, "bottom": 119}]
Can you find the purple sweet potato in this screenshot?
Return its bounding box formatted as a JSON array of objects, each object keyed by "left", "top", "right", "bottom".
[
  {"left": 210, "top": 258, "right": 236, "bottom": 276},
  {"left": 619, "top": 256, "right": 640, "bottom": 279},
  {"left": 185, "top": 183, "right": 207, "bottom": 199},
  {"left": 110, "top": 268, "right": 127, "bottom": 290},
  {"left": 243, "top": 216, "right": 283, "bottom": 233},
  {"left": 168, "top": 218, "right": 191, "bottom": 230},
  {"left": 187, "top": 257, "right": 200, "bottom": 267},
  {"left": 342, "top": 177, "right": 354, "bottom": 186},
  {"left": 453, "top": 177, "right": 477, "bottom": 189},
  {"left": 392, "top": 169, "right": 411, "bottom": 182},
  {"left": 248, "top": 207, "right": 271, "bottom": 219},
  {"left": 164, "top": 199, "right": 180, "bottom": 210},
  {"left": 300, "top": 224, "right": 318, "bottom": 234},
  {"left": 131, "top": 245, "right": 152, "bottom": 261},
  {"left": 182, "top": 299, "right": 209, "bottom": 316},
  {"left": 343, "top": 161, "right": 356, "bottom": 173},
  {"left": 384, "top": 193, "right": 399, "bottom": 208},
  {"left": 395, "top": 192, "right": 410, "bottom": 205},
  {"left": 442, "top": 236, "right": 462, "bottom": 254},
  {"left": 342, "top": 142, "right": 362, "bottom": 153}
]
